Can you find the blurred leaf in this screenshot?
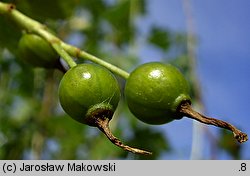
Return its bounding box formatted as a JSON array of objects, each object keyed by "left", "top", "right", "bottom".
[
  {"left": 124, "top": 127, "right": 171, "bottom": 159},
  {"left": 218, "top": 130, "right": 241, "bottom": 159},
  {"left": 44, "top": 115, "right": 87, "bottom": 159},
  {"left": 148, "top": 26, "right": 171, "bottom": 51},
  {"left": 15, "top": 0, "right": 78, "bottom": 21},
  {"left": 86, "top": 131, "right": 122, "bottom": 159},
  {"left": 0, "top": 17, "right": 21, "bottom": 54},
  {"left": 104, "top": 0, "right": 134, "bottom": 47},
  {"left": 133, "top": 0, "right": 147, "bottom": 15},
  {"left": 80, "top": 0, "right": 107, "bottom": 20}
]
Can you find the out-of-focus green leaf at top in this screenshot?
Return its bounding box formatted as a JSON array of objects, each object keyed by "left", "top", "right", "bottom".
[
  {"left": 133, "top": 0, "right": 147, "bottom": 15},
  {"left": 15, "top": 0, "right": 78, "bottom": 21},
  {"left": 104, "top": 0, "right": 134, "bottom": 47},
  {"left": 80, "top": 0, "right": 107, "bottom": 20},
  {"left": 147, "top": 26, "right": 171, "bottom": 51}
]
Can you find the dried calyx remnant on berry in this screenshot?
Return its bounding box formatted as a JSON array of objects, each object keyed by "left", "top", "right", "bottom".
[{"left": 125, "top": 62, "right": 248, "bottom": 143}]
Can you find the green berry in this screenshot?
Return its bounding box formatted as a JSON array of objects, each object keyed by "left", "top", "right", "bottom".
[
  {"left": 58, "top": 63, "right": 152, "bottom": 155},
  {"left": 125, "top": 62, "right": 248, "bottom": 144},
  {"left": 125, "top": 62, "right": 191, "bottom": 125},
  {"left": 18, "top": 33, "right": 59, "bottom": 68},
  {"left": 58, "top": 63, "right": 120, "bottom": 124}
]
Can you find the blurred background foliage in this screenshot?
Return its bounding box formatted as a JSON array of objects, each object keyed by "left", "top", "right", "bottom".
[{"left": 0, "top": 0, "right": 243, "bottom": 159}]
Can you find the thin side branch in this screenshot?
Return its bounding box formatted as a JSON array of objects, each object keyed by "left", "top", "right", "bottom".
[
  {"left": 178, "top": 101, "right": 248, "bottom": 143},
  {"left": 61, "top": 42, "right": 130, "bottom": 79},
  {"left": 51, "top": 42, "right": 76, "bottom": 68}
]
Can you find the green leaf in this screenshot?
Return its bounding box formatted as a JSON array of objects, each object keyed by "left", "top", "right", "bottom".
[
  {"left": 0, "top": 17, "right": 21, "bottom": 54},
  {"left": 218, "top": 130, "right": 241, "bottom": 159},
  {"left": 147, "top": 26, "right": 171, "bottom": 51},
  {"left": 15, "top": 0, "right": 78, "bottom": 21},
  {"left": 104, "top": 0, "right": 134, "bottom": 46},
  {"left": 124, "top": 127, "right": 171, "bottom": 159},
  {"left": 80, "top": 0, "right": 107, "bottom": 20}
]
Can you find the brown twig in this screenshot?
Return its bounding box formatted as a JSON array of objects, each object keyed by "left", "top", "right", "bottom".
[
  {"left": 96, "top": 118, "right": 152, "bottom": 155},
  {"left": 178, "top": 101, "right": 248, "bottom": 143}
]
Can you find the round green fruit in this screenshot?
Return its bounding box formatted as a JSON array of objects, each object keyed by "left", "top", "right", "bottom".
[
  {"left": 125, "top": 62, "right": 191, "bottom": 125},
  {"left": 58, "top": 63, "right": 152, "bottom": 155},
  {"left": 18, "top": 33, "right": 59, "bottom": 68},
  {"left": 125, "top": 62, "right": 248, "bottom": 144},
  {"left": 58, "top": 63, "right": 121, "bottom": 125}
]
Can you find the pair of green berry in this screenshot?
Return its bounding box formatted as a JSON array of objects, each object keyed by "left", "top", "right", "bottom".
[
  {"left": 59, "top": 62, "right": 190, "bottom": 126},
  {"left": 58, "top": 61, "right": 248, "bottom": 155},
  {"left": 18, "top": 34, "right": 190, "bottom": 125},
  {"left": 58, "top": 62, "right": 191, "bottom": 155},
  {"left": 18, "top": 33, "right": 248, "bottom": 155}
]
